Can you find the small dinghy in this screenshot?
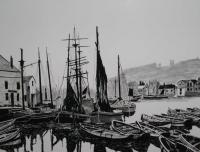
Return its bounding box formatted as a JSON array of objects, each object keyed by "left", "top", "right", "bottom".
[
  {"left": 79, "top": 123, "right": 132, "bottom": 141},
  {"left": 0, "top": 128, "right": 20, "bottom": 144},
  {"left": 111, "top": 120, "right": 150, "bottom": 140}
]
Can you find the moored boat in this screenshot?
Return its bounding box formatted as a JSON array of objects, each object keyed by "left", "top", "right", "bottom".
[
  {"left": 0, "top": 128, "right": 21, "bottom": 144},
  {"left": 179, "top": 134, "right": 200, "bottom": 151},
  {"left": 143, "top": 95, "right": 168, "bottom": 100},
  {"left": 79, "top": 123, "right": 132, "bottom": 141},
  {"left": 90, "top": 111, "right": 122, "bottom": 124},
  {"left": 111, "top": 120, "right": 150, "bottom": 140},
  {"left": 141, "top": 114, "right": 171, "bottom": 126}
]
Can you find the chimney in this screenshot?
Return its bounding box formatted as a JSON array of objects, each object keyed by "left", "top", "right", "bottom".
[{"left": 10, "top": 56, "right": 13, "bottom": 68}]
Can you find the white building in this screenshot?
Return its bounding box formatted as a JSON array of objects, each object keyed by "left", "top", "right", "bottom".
[
  {"left": 24, "top": 76, "right": 37, "bottom": 107},
  {"left": 0, "top": 55, "right": 22, "bottom": 106}
]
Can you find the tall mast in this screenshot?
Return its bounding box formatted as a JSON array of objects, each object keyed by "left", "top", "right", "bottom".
[
  {"left": 78, "top": 46, "right": 82, "bottom": 110},
  {"left": 38, "top": 48, "right": 43, "bottom": 104},
  {"left": 73, "top": 27, "right": 80, "bottom": 106},
  {"left": 62, "top": 28, "right": 88, "bottom": 112},
  {"left": 86, "top": 71, "right": 91, "bottom": 97},
  {"left": 114, "top": 78, "right": 117, "bottom": 98},
  {"left": 95, "top": 26, "right": 100, "bottom": 102},
  {"left": 46, "top": 47, "right": 53, "bottom": 108},
  {"left": 20, "top": 48, "right": 25, "bottom": 110},
  {"left": 66, "top": 34, "right": 71, "bottom": 93},
  {"left": 118, "top": 55, "right": 121, "bottom": 99}
]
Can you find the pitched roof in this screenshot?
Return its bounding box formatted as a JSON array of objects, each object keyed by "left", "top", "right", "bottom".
[
  {"left": 24, "top": 76, "right": 35, "bottom": 83},
  {"left": 190, "top": 79, "right": 197, "bottom": 84},
  {"left": 0, "top": 54, "right": 20, "bottom": 72}
]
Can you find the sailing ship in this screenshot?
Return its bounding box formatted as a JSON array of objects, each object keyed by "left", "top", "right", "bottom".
[
  {"left": 59, "top": 28, "right": 93, "bottom": 123},
  {"left": 90, "top": 27, "right": 123, "bottom": 124},
  {"left": 110, "top": 55, "right": 136, "bottom": 115}
]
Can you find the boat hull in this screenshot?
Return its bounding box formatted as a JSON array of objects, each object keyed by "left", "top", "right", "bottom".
[{"left": 90, "top": 111, "right": 123, "bottom": 124}]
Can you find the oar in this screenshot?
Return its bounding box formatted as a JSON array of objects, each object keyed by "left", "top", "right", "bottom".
[{"left": 136, "top": 121, "right": 142, "bottom": 129}]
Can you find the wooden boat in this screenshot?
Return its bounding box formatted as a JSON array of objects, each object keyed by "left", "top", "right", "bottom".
[
  {"left": 159, "top": 136, "right": 177, "bottom": 152},
  {"left": 179, "top": 134, "right": 200, "bottom": 151},
  {"left": 187, "top": 107, "right": 200, "bottom": 113},
  {"left": 111, "top": 120, "right": 150, "bottom": 140},
  {"left": 90, "top": 27, "right": 124, "bottom": 124},
  {"left": 79, "top": 123, "right": 132, "bottom": 141},
  {"left": 141, "top": 114, "right": 171, "bottom": 126},
  {"left": 0, "top": 119, "right": 15, "bottom": 133},
  {"left": 135, "top": 121, "right": 167, "bottom": 148},
  {"left": 110, "top": 55, "right": 136, "bottom": 115},
  {"left": 154, "top": 114, "right": 193, "bottom": 128},
  {"left": 0, "top": 134, "right": 22, "bottom": 148},
  {"left": 130, "top": 95, "right": 141, "bottom": 102},
  {"left": 110, "top": 99, "right": 136, "bottom": 115},
  {"left": 143, "top": 95, "right": 168, "bottom": 100},
  {"left": 56, "top": 111, "right": 91, "bottom": 123},
  {"left": 159, "top": 135, "right": 198, "bottom": 152},
  {"left": 0, "top": 128, "right": 20, "bottom": 144},
  {"left": 90, "top": 111, "right": 122, "bottom": 124}
]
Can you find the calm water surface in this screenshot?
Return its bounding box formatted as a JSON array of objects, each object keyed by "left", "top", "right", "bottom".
[{"left": 1, "top": 97, "right": 200, "bottom": 152}]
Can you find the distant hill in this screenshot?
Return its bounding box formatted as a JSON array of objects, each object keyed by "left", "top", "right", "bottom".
[{"left": 107, "top": 58, "right": 200, "bottom": 98}]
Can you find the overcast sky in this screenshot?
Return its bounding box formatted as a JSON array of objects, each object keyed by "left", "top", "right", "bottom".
[{"left": 0, "top": 0, "right": 200, "bottom": 89}]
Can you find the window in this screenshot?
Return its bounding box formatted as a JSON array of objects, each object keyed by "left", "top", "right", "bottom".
[
  {"left": 5, "top": 93, "right": 8, "bottom": 100},
  {"left": 17, "top": 94, "right": 19, "bottom": 101},
  {"left": 5, "top": 81, "right": 8, "bottom": 89},
  {"left": 24, "top": 95, "right": 27, "bottom": 101},
  {"left": 32, "top": 81, "right": 34, "bottom": 86},
  {"left": 17, "top": 82, "right": 20, "bottom": 90}
]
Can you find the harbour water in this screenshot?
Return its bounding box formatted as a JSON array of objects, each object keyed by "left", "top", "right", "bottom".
[{"left": 1, "top": 97, "right": 200, "bottom": 152}]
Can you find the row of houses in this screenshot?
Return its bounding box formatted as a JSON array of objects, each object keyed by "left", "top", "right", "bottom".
[
  {"left": 128, "top": 78, "right": 200, "bottom": 97},
  {"left": 0, "top": 54, "right": 37, "bottom": 107}
]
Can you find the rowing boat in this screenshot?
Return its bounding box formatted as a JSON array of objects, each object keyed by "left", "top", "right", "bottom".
[
  {"left": 111, "top": 120, "right": 150, "bottom": 140},
  {"left": 179, "top": 134, "right": 200, "bottom": 151},
  {"left": 0, "top": 128, "right": 20, "bottom": 144},
  {"left": 141, "top": 114, "right": 171, "bottom": 126},
  {"left": 79, "top": 123, "right": 132, "bottom": 141},
  {"left": 159, "top": 136, "right": 197, "bottom": 152}
]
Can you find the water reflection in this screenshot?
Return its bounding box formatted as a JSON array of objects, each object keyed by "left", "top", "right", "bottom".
[{"left": 0, "top": 97, "right": 200, "bottom": 152}]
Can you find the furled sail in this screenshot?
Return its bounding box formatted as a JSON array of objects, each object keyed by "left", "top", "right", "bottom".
[
  {"left": 95, "top": 27, "right": 112, "bottom": 112},
  {"left": 63, "top": 80, "right": 79, "bottom": 112}
]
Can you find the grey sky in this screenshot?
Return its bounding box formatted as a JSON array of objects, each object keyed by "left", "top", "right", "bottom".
[{"left": 0, "top": 0, "right": 200, "bottom": 89}]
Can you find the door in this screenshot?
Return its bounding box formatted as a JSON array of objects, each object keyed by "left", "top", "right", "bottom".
[
  {"left": 31, "top": 94, "right": 34, "bottom": 107},
  {"left": 11, "top": 93, "right": 14, "bottom": 106}
]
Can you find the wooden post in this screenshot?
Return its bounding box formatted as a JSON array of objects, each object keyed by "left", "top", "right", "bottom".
[
  {"left": 114, "top": 78, "right": 117, "bottom": 98},
  {"left": 38, "top": 48, "right": 43, "bottom": 104},
  {"left": 20, "top": 48, "right": 25, "bottom": 110}
]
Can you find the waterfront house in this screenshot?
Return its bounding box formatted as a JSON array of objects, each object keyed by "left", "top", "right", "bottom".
[
  {"left": 158, "top": 84, "right": 176, "bottom": 97},
  {"left": 0, "top": 55, "right": 22, "bottom": 106},
  {"left": 177, "top": 79, "right": 200, "bottom": 97},
  {"left": 24, "top": 75, "right": 37, "bottom": 107}
]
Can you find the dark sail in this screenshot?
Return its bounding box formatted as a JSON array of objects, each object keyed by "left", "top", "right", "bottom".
[
  {"left": 63, "top": 80, "right": 79, "bottom": 111},
  {"left": 128, "top": 88, "right": 133, "bottom": 96},
  {"left": 95, "top": 27, "right": 112, "bottom": 112}
]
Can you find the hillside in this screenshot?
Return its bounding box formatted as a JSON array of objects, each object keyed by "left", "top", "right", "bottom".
[{"left": 107, "top": 58, "right": 200, "bottom": 98}]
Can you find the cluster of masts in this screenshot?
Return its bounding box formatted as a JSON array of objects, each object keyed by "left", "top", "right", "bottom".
[
  {"left": 19, "top": 47, "right": 53, "bottom": 110},
  {"left": 63, "top": 27, "right": 90, "bottom": 110}
]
